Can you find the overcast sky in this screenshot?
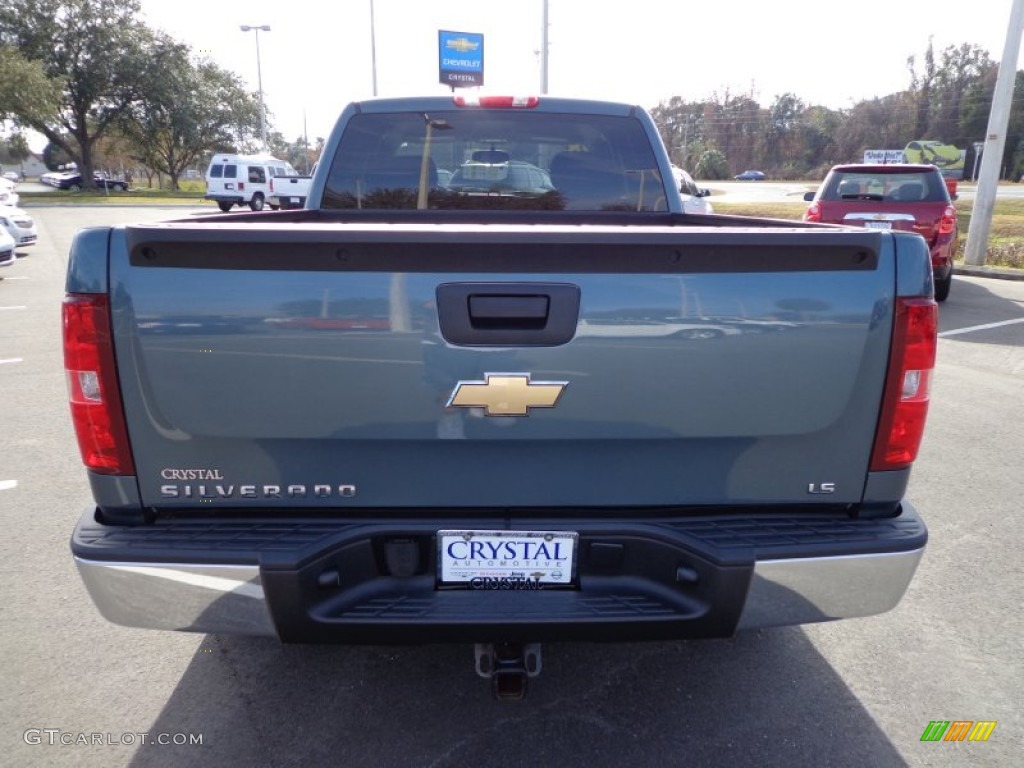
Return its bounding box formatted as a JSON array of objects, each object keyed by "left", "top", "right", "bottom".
[{"left": 72, "top": 0, "right": 1024, "bottom": 150}]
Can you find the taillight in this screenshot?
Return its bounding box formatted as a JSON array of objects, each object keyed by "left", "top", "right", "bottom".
[
  {"left": 870, "top": 297, "right": 938, "bottom": 471},
  {"left": 804, "top": 203, "right": 821, "bottom": 222},
  {"left": 453, "top": 95, "right": 540, "bottom": 108},
  {"left": 63, "top": 294, "right": 135, "bottom": 474},
  {"left": 938, "top": 205, "right": 956, "bottom": 235},
  {"left": 270, "top": 178, "right": 275, "bottom": 193}
]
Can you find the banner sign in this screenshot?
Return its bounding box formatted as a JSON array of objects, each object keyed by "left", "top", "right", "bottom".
[
  {"left": 439, "top": 30, "right": 484, "bottom": 88},
  {"left": 904, "top": 141, "right": 966, "bottom": 180},
  {"left": 864, "top": 142, "right": 966, "bottom": 179},
  {"left": 864, "top": 150, "right": 908, "bottom": 164}
]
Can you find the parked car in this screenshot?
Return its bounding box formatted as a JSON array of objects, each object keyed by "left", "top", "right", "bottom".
[
  {"left": 205, "top": 153, "right": 296, "bottom": 212},
  {"left": 0, "top": 226, "right": 15, "bottom": 269},
  {"left": 40, "top": 171, "right": 71, "bottom": 188},
  {"left": 0, "top": 207, "right": 37, "bottom": 249},
  {"left": 0, "top": 177, "right": 19, "bottom": 207},
  {"left": 803, "top": 163, "right": 958, "bottom": 301},
  {"left": 672, "top": 166, "right": 714, "bottom": 214},
  {"left": 734, "top": 170, "right": 767, "bottom": 181},
  {"left": 40, "top": 171, "right": 129, "bottom": 191},
  {"left": 447, "top": 154, "right": 555, "bottom": 196},
  {"left": 2, "top": 171, "right": 20, "bottom": 183},
  {"left": 269, "top": 162, "right": 317, "bottom": 210}
]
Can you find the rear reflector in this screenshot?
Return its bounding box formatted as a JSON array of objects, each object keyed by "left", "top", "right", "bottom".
[
  {"left": 870, "top": 297, "right": 938, "bottom": 471},
  {"left": 63, "top": 294, "right": 135, "bottom": 475},
  {"left": 453, "top": 95, "right": 540, "bottom": 109}
]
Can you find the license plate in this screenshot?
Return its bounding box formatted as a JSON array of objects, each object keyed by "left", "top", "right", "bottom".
[
  {"left": 290, "top": 197, "right": 300, "bottom": 203},
  {"left": 438, "top": 530, "right": 577, "bottom": 587},
  {"left": 864, "top": 220, "right": 892, "bottom": 230}
]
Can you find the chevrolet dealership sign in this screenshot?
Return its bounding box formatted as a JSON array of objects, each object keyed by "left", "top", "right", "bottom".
[{"left": 439, "top": 30, "right": 484, "bottom": 87}]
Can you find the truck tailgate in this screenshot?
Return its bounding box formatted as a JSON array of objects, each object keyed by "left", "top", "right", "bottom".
[{"left": 112, "top": 222, "right": 894, "bottom": 510}]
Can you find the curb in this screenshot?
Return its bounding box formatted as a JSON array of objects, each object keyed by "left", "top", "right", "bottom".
[{"left": 956, "top": 264, "right": 1024, "bottom": 282}]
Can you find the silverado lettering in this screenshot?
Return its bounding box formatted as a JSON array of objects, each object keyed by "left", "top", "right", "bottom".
[{"left": 160, "top": 484, "right": 356, "bottom": 499}]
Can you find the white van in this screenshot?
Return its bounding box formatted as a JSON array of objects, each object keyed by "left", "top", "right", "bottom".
[{"left": 205, "top": 154, "right": 297, "bottom": 212}]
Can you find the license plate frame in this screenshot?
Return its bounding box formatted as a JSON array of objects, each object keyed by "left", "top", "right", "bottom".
[{"left": 437, "top": 529, "right": 578, "bottom": 588}]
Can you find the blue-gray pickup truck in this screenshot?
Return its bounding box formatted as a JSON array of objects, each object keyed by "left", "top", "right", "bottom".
[{"left": 65, "top": 96, "right": 935, "bottom": 698}]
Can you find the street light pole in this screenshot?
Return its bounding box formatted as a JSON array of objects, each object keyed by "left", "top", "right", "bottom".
[
  {"left": 370, "top": 0, "right": 378, "bottom": 96},
  {"left": 240, "top": 24, "right": 271, "bottom": 153},
  {"left": 963, "top": 0, "right": 1024, "bottom": 266},
  {"left": 540, "top": 0, "right": 549, "bottom": 94}
]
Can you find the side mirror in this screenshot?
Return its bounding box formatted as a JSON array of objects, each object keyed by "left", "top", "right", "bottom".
[
  {"left": 803, "top": 191, "right": 815, "bottom": 202},
  {"left": 698, "top": 188, "right": 711, "bottom": 198}
]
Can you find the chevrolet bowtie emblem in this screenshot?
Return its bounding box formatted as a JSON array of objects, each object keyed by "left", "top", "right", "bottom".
[
  {"left": 446, "top": 37, "right": 480, "bottom": 53},
  {"left": 446, "top": 373, "right": 568, "bottom": 416}
]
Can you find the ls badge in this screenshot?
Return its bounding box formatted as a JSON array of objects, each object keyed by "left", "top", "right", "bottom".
[{"left": 447, "top": 373, "right": 567, "bottom": 416}]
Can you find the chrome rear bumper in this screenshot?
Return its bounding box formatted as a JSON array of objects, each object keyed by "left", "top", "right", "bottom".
[
  {"left": 73, "top": 506, "right": 926, "bottom": 640},
  {"left": 737, "top": 547, "right": 924, "bottom": 629},
  {"left": 75, "top": 559, "right": 276, "bottom": 637}
]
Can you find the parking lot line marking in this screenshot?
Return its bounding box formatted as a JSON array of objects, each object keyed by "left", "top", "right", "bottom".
[
  {"left": 0, "top": 480, "right": 17, "bottom": 492},
  {"left": 0, "top": 305, "right": 27, "bottom": 310},
  {"left": 939, "top": 317, "right": 1024, "bottom": 338},
  {"left": 0, "top": 358, "right": 24, "bottom": 365}
]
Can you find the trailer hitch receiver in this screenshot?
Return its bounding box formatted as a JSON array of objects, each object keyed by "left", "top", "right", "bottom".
[{"left": 474, "top": 643, "right": 542, "bottom": 701}]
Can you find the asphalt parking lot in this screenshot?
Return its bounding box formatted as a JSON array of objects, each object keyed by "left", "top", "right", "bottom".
[{"left": 1, "top": 205, "right": 1021, "bottom": 767}]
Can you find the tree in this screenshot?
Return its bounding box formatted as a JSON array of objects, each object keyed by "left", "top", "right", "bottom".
[
  {"left": 763, "top": 93, "right": 806, "bottom": 170},
  {"left": 797, "top": 105, "right": 843, "bottom": 173},
  {"left": 42, "top": 141, "right": 74, "bottom": 171},
  {"left": 707, "top": 90, "right": 764, "bottom": 174},
  {"left": 92, "top": 130, "right": 138, "bottom": 177},
  {"left": 648, "top": 40, "right": 1015, "bottom": 179},
  {"left": 650, "top": 97, "right": 711, "bottom": 169},
  {"left": 907, "top": 40, "right": 937, "bottom": 139},
  {"left": 0, "top": 0, "right": 156, "bottom": 188},
  {"left": 694, "top": 149, "right": 728, "bottom": 180},
  {"left": 265, "top": 130, "right": 290, "bottom": 161},
  {"left": 279, "top": 134, "right": 324, "bottom": 174},
  {"left": 0, "top": 133, "right": 32, "bottom": 168},
  {"left": 833, "top": 93, "right": 917, "bottom": 163},
  {"left": 0, "top": 45, "right": 62, "bottom": 123},
  {"left": 930, "top": 43, "right": 994, "bottom": 144},
  {"left": 282, "top": 136, "right": 307, "bottom": 173},
  {"left": 121, "top": 38, "right": 261, "bottom": 189}
]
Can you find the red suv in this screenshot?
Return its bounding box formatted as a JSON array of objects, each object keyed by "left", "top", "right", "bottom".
[{"left": 804, "top": 164, "right": 958, "bottom": 301}]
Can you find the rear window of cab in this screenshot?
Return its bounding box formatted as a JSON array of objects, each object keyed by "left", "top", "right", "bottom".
[
  {"left": 321, "top": 110, "right": 665, "bottom": 212},
  {"left": 821, "top": 170, "right": 949, "bottom": 203}
]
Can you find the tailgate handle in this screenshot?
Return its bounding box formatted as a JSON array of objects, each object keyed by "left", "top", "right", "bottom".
[
  {"left": 437, "top": 282, "right": 580, "bottom": 347},
  {"left": 468, "top": 295, "right": 549, "bottom": 329}
]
